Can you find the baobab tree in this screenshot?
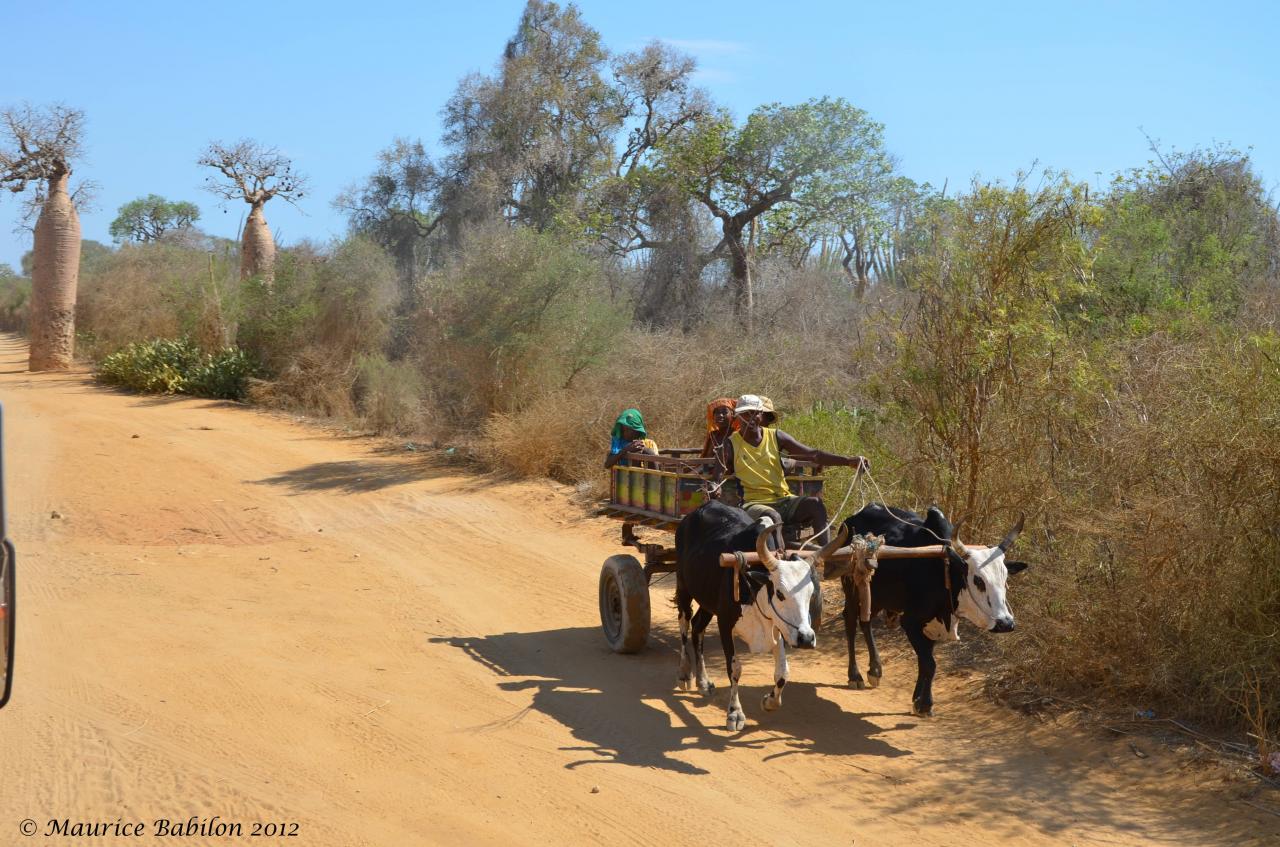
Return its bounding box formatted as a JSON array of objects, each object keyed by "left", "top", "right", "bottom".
[
  {"left": 0, "top": 104, "right": 86, "bottom": 370},
  {"left": 198, "top": 139, "right": 305, "bottom": 282}
]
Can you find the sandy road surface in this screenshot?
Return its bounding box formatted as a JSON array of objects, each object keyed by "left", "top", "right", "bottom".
[{"left": 0, "top": 335, "right": 1274, "bottom": 846}]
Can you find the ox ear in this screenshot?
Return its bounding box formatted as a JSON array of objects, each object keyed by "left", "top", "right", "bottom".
[
  {"left": 924, "top": 505, "right": 951, "bottom": 539},
  {"left": 1005, "top": 560, "right": 1029, "bottom": 576}
]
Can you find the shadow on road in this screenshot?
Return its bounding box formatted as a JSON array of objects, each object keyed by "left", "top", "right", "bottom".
[
  {"left": 254, "top": 454, "right": 525, "bottom": 496},
  {"left": 433, "top": 622, "right": 1278, "bottom": 844},
  {"left": 253, "top": 459, "right": 454, "bottom": 494},
  {"left": 431, "top": 625, "right": 912, "bottom": 775}
]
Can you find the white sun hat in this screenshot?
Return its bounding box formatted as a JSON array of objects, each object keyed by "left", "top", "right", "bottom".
[{"left": 734, "top": 394, "right": 767, "bottom": 415}]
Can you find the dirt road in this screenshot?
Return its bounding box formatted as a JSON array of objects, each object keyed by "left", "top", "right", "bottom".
[{"left": 0, "top": 335, "right": 1273, "bottom": 846}]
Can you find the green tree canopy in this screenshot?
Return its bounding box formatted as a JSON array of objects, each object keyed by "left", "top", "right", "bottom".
[
  {"left": 1091, "top": 144, "right": 1280, "bottom": 330},
  {"left": 335, "top": 138, "right": 441, "bottom": 310},
  {"left": 440, "top": 0, "right": 622, "bottom": 231},
  {"left": 659, "top": 97, "right": 894, "bottom": 315},
  {"left": 109, "top": 194, "right": 200, "bottom": 243}
]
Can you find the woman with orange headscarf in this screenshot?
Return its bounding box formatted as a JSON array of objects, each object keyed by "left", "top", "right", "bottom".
[{"left": 700, "top": 397, "right": 738, "bottom": 470}]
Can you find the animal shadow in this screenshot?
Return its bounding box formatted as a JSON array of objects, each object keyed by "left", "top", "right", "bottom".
[{"left": 430, "top": 625, "right": 910, "bottom": 775}]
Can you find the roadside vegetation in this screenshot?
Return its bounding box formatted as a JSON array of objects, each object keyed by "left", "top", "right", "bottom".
[{"left": 1, "top": 1, "right": 1277, "bottom": 769}]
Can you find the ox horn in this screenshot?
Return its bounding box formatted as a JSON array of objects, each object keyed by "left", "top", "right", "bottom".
[
  {"left": 812, "top": 524, "right": 850, "bottom": 571},
  {"left": 948, "top": 519, "right": 967, "bottom": 559},
  {"left": 756, "top": 523, "right": 780, "bottom": 572},
  {"left": 996, "top": 513, "right": 1026, "bottom": 553}
]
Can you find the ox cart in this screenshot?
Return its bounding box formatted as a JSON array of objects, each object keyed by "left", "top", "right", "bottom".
[{"left": 596, "top": 449, "right": 828, "bottom": 653}]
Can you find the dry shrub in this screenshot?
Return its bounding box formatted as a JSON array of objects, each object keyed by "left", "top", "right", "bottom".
[
  {"left": 416, "top": 225, "right": 626, "bottom": 432},
  {"left": 1006, "top": 329, "right": 1280, "bottom": 735},
  {"left": 355, "top": 353, "right": 423, "bottom": 434},
  {"left": 481, "top": 295, "right": 876, "bottom": 493},
  {"left": 0, "top": 273, "right": 30, "bottom": 333},
  {"left": 247, "top": 347, "right": 357, "bottom": 418},
  {"left": 77, "top": 241, "right": 237, "bottom": 356},
  {"left": 239, "top": 238, "right": 395, "bottom": 369},
  {"left": 242, "top": 238, "right": 397, "bottom": 419},
  {"left": 879, "top": 176, "right": 1093, "bottom": 533}
]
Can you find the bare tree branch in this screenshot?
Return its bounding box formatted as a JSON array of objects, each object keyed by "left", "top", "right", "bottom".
[
  {"left": 0, "top": 103, "right": 86, "bottom": 220},
  {"left": 198, "top": 139, "right": 307, "bottom": 210}
]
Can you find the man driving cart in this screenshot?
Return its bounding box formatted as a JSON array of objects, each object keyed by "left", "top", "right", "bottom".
[{"left": 720, "top": 394, "right": 868, "bottom": 545}]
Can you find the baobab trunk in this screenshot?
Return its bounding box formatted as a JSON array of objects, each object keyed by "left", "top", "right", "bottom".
[
  {"left": 240, "top": 203, "right": 276, "bottom": 283},
  {"left": 28, "top": 172, "right": 81, "bottom": 371}
]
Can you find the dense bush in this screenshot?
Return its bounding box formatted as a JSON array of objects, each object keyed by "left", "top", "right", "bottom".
[
  {"left": 77, "top": 241, "right": 239, "bottom": 358},
  {"left": 97, "top": 338, "right": 255, "bottom": 400},
  {"left": 0, "top": 272, "right": 30, "bottom": 333},
  {"left": 417, "top": 226, "right": 628, "bottom": 431},
  {"left": 870, "top": 161, "right": 1280, "bottom": 743}
]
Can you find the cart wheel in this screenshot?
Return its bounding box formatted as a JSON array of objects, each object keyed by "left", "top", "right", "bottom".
[
  {"left": 599, "top": 554, "right": 650, "bottom": 653},
  {"left": 809, "top": 579, "right": 824, "bottom": 629}
]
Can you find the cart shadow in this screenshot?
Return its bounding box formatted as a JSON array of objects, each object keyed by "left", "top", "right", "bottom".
[{"left": 430, "top": 626, "right": 913, "bottom": 775}]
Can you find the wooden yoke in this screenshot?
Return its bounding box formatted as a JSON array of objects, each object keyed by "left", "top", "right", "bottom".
[
  {"left": 718, "top": 543, "right": 948, "bottom": 569},
  {"left": 718, "top": 541, "right": 950, "bottom": 624}
]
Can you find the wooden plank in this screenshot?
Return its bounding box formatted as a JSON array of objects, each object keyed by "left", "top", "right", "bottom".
[
  {"left": 602, "top": 505, "right": 680, "bottom": 532},
  {"left": 719, "top": 544, "right": 948, "bottom": 569}
]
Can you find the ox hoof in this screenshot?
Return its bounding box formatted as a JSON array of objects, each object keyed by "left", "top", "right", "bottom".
[
  {"left": 698, "top": 681, "right": 716, "bottom": 696},
  {"left": 849, "top": 678, "right": 867, "bottom": 691},
  {"left": 911, "top": 701, "right": 933, "bottom": 718},
  {"left": 762, "top": 694, "right": 780, "bottom": 712},
  {"left": 677, "top": 677, "right": 695, "bottom": 692},
  {"left": 867, "top": 673, "right": 882, "bottom": 689},
  {"left": 725, "top": 710, "right": 747, "bottom": 732}
]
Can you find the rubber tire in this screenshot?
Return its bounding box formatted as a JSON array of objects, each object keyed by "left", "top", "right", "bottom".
[
  {"left": 599, "top": 554, "right": 650, "bottom": 653},
  {"left": 809, "top": 578, "right": 824, "bottom": 629}
]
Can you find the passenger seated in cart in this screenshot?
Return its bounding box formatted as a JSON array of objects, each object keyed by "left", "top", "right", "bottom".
[
  {"left": 604, "top": 408, "right": 659, "bottom": 469},
  {"left": 722, "top": 394, "right": 869, "bottom": 545},
  {"left": 699, "top": 397, "right": 737, "bottom": 470}
]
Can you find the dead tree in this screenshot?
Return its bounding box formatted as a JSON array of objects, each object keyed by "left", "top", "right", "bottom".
[
  {"left": 0, "top": 104, "right": 86, "bottom": 371},
  {"left": 199, "top": 139, "right": 306, "bottom": 283}
]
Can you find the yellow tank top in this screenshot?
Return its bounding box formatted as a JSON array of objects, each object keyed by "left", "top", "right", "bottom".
[{"left": 731, "top": 428, "right": 791, "bottom": 503}]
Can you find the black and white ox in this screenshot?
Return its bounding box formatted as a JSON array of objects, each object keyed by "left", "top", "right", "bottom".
[
  {"left": 825, "top": 504, "right": 1028, "bottom": 717},
  {"left": 675, "top": 500, "right": 847, "bottom": 731}
]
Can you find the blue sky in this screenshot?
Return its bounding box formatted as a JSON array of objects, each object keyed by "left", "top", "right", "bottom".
[{"left": 2, "top": 0, "right": 1277, "bottom": 271}]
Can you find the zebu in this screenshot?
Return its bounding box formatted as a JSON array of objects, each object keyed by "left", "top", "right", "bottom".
[
  {"left": 825, "top": 504, "right": 1028, "bottom": 717},
  {"left": 675, "top": 500, "right": 847, "bottom": 731}
]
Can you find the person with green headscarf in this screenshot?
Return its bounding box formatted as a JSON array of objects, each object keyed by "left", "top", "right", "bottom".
[{"left": 605, "top": 408, "right": 659, "bottom": 469}]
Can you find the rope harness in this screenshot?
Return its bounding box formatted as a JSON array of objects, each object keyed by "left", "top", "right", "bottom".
[{"left": 847, "top": 533, "right": 883, "bottom": 624}]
